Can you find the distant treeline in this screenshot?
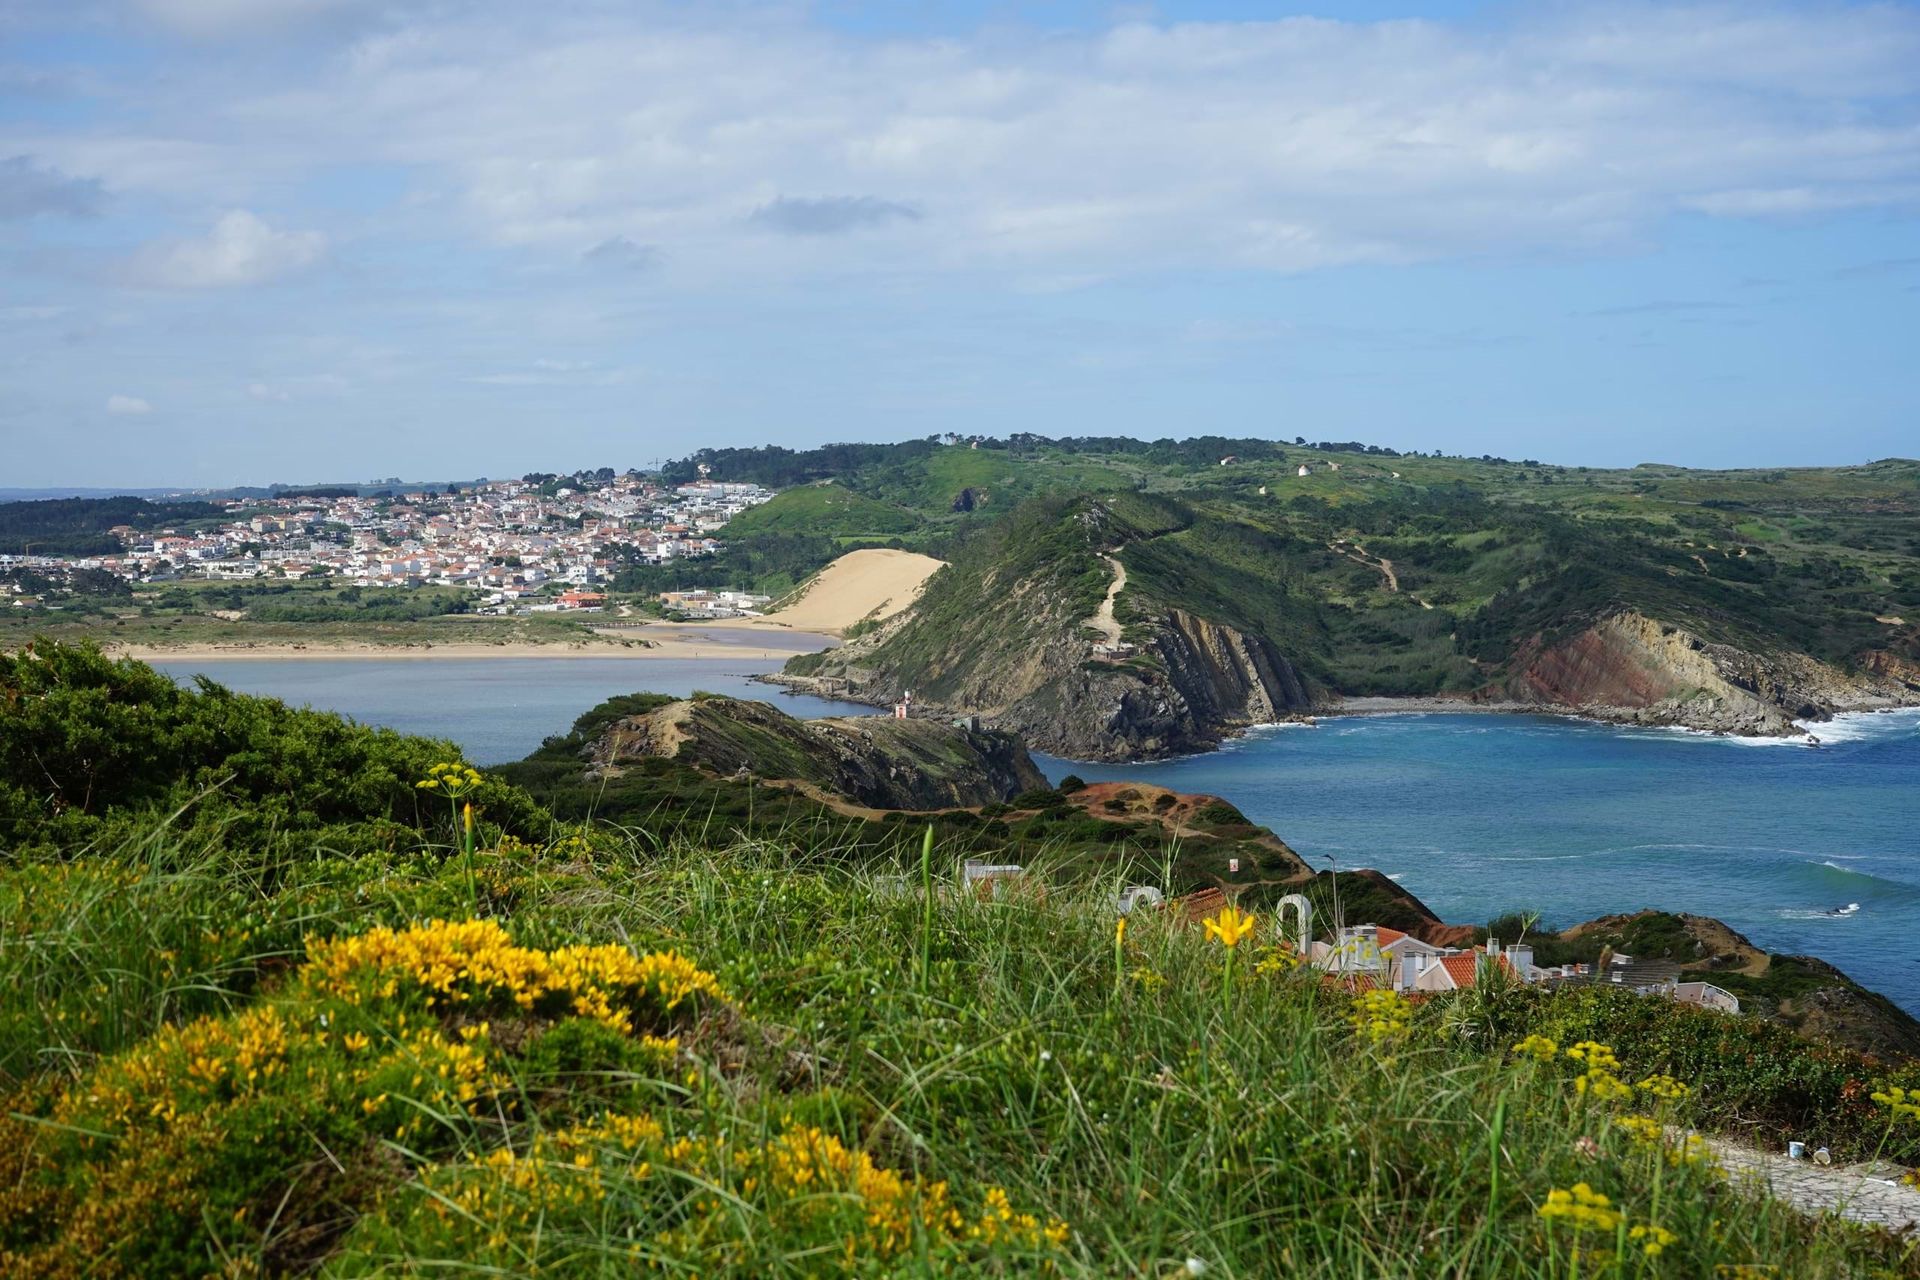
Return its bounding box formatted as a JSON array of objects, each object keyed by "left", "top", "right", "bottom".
[
  {"left": 661, "top": 434, "right": 1356, "bottom": 487},
  {"left": 0, "top": 496, "right": 226, "bottom": 556}
]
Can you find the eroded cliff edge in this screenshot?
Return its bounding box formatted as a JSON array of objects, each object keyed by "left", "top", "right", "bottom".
[{"left": 1486, "top": 610, "right": 1920, "bottom": 737}]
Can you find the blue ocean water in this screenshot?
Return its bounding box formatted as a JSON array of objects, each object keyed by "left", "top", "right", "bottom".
[
  {"left": 152, "top": 657, "right": 876, "bottom": 767},
  {"left": 1038, "top": 710, "right": 1920, "bottom": 1014},
  {"left": 151, "top": 657, "right": 1920, "bottom": 1013}
]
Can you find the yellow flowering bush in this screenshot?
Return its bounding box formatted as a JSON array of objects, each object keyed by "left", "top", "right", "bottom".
[
  {"left": 1613, "top": 1114, "right": 1663, "bottom": 1146},
  {"left": 343, "top": 1113, "right": 1071, "bottom": 1273},
  {"left": 0, "top": 920, "right": 721, "bottom": 1278},
  {"left": 1253, "top": 942, "right": 1303, "bottom": 976},
  {"left": 308, "top": 918, "right": 724, "bottom": 1034}
]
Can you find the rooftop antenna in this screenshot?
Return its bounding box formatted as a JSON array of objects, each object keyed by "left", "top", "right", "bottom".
[{"left": 1323, "top": 853, "right": 1345, "bottom": 943}]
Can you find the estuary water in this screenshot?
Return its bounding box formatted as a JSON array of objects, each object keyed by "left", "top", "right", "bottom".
[
  {"left": 153, "top": 656, "right": 1920, "bottom": 1013},
  {"left": 152, "top": 657, "right": 877, "bottom": 766}
]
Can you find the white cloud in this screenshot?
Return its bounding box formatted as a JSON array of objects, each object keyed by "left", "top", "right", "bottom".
[
  {"left": 17, "top": 3, "right": 1920, "bottom": 284},
  {"left": 132, "top": 0, "right": 393, "bottom": 39},
  {"left": 129, "top": 210, "right": 327, "bottom": 288},
  {"left": 167, "top": 1, "right": 1911, "bottom": 278},
  {"left": 106, "top": 394, "right": 153, "bottom": 414}
]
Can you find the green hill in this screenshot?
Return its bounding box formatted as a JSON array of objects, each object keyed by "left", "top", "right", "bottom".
[
  {"left": 717, "top": 483, "right": 922, "bottom": 540},
  {"left": 730, "top": 439, "right": 1920, "bottom": 753}
]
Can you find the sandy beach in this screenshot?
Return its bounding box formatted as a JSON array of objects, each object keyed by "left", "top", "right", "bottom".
[
  {"left": 111, "top": 624, "right": 837, "bottom": 664},
  {"left": 103, "top": 548, "right": 945, "bottom": 664}
]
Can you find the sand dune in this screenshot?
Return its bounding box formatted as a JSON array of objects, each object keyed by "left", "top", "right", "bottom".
[{"left": 761, "top": 548, "right": 944, "bottom": 635}]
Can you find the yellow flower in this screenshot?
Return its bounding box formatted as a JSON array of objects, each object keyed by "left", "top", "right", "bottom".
[
  {"left": 1566, "top": 1041, "right": 1620, "bottom": 1072},
  {"left": 1575, "top": 1069, "right": 1633, "bottom": 1103},
  {"left": 1512, "top": 1034, "right": 1558, "bottom": 1062},
  {"left": 1202, "top": 905, "right": 1257, "bottom": 949},
  {"left": 418, "top": 762, "right": 485, "bottom": 798},
  {"left": 1114, "top": 916, "right": 1127, "bottom": 945},
  {"left": 1871, "top": 1084, "right": 1920, "bottom": 1122},
  {"left": 1537, "top": 1182, "right": 1623, "bottom": 1232},
  {"left": 1613, "top": 1115, "right": 1662, "bottom": 1146},
  {"left": 1347, "top": 988, "right": 1412, "bottom": 1044},
  {"left": 1630, "top": 1223, "right": 1677, "bottom": 1257},
  {"left": 1636, "top": 1073, "right": 1690, "bottom": 1101}
]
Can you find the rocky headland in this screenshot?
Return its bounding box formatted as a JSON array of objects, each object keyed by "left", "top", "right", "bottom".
[
  {"left": 1483, "top": 610, "right": 1920, "bottom": 738},
  {"left": 577, "top": 693, "right": 1047, "bottom": 811}
]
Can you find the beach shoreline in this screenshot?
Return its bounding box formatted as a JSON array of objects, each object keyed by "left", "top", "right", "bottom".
[{"left": 110, "top": 624, "right": 837, "bottom": 664}]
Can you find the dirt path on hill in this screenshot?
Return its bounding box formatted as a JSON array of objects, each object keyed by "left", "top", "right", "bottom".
[
  {"left": 1087, "top": 554, "right": 1126, "bottom": 647},
  {"left": 1330, "top": 540, "right": 1399, "bottom": 593}
]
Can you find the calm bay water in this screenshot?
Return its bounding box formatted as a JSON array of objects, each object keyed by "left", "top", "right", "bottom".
[
  {"left": 155, "top": 656, "right": 1920, "bottom": 1013},
  {"left": 153, "top": 657, "right": 877, "bottom": 766}
]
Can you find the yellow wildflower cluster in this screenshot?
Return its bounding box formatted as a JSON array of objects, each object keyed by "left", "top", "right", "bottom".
[
  {"left": 1630, "top": 1223, "right": 1677, "bottom": 1258},
  {"left": 306, "top": 919, "right": 724, "bottom": 1033},
  {"left": 1513, "top": 1034, "right": 1559, "bottom": 1062},
  {"left": 1871, "top": 1085, "right": 1920, "bottom": 1122},
  {"left": 1538, "top": 1182, "right": 1623, "bottom": 1232},
  {"left": 397, "top": 1114, "right": 1070, "bottom": 1270},
  {"left": 1636, "top": 1073, "right": 1690, "bottom": 1101},
  {"left": 1564, "top": 1041, "right": 1632, "bottom": 1103},
  {"left": 1565, "top": 1041, "right": 1620, "bottom": 1072},
  {"left": 1253, "top": 943, "right": 1303, "bottom": 976},
  {"left": 1666, "top": 1132, "right": 1717, "bottom": 1170},
  {"left": 416, "top": 761, "right": 484, "bottom": 797},
  {"left": 1614, "top": 1114, "right": 1663, "bottom": 1146},
  {"left": 1348, "top": 988, "right": 1412, "bottom": 1044}
]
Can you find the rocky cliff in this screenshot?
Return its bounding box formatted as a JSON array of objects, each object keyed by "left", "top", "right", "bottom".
[
  {"left": 1489, "top": 610, "right": 1920, "bottom": 737},
  {"left": 783, "top": 606, "right": 1313, "bottom": 761},
  {"left": 581, "top": 695, "right": 1047, "bottom": 810}
]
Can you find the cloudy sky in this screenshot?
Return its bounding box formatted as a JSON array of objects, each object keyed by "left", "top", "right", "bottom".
[{"left": 2, "top": 0, "right": 1917, "bottom": 486}]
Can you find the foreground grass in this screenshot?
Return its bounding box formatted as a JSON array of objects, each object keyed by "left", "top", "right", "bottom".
[{"left": 5, "top": 823, "right": 1920, "bottom": 1278}]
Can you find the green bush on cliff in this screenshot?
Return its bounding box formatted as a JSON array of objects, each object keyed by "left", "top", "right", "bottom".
[{"left": 0, "top": 641, "right": 547, "bottom": 858}]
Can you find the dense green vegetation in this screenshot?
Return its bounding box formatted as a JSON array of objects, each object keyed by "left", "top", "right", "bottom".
[
  {"left": 716, "top": 483, "right": 921, "bottom": 539},
  {"left": 5, "top": 643, "right": 1920, "bottom": 1275},
  {"left": 0, "top": 495, "right": 226, "bottom": 556},
  {"left": 0, "top": 642, "right": 544, "bottom": 858}
]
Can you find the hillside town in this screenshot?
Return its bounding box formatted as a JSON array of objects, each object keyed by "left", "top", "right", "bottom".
[{"left": 2, "top": 473, "right": 774, "bottom": 607}]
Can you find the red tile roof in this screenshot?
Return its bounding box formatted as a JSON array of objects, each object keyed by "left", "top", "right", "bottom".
[
  {"left": 1440, "top": 954, "right": 1481, "bottom": 988},
  {"left": 1375, "top": 926, "right": 1408, "bottom": 947}
]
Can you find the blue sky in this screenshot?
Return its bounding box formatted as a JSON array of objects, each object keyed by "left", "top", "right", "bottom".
[{"left": 2, "top": 1, "right": 1916, "bottom": 487}]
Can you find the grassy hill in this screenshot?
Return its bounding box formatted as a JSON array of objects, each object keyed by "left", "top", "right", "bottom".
[
  {"left": 716, "top": 483, "right": 922, "bottom": 541},
  {"left": 680, "top": 438, "right": 1920, "bottom": 745},
  {"left": 9, "top": 644, "right": 1920, "bottom": 1274}
]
